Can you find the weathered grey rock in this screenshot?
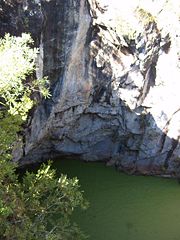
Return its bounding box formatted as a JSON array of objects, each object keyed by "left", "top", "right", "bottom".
[{"left": 1, "top": 0, "right": 180, "bottom": 176}]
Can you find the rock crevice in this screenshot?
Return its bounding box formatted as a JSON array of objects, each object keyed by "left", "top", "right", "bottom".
[{"left": 1, "top": 0, "right": 180, "bottom": 176}]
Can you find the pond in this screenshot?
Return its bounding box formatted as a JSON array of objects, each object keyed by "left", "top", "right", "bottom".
[{"left": 53, "top": 159, "right": 180, "bottom": 240}]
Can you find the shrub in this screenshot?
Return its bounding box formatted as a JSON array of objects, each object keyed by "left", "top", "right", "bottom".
[{"left": 0, "top": 34, "right": 88, "bottom": 240}]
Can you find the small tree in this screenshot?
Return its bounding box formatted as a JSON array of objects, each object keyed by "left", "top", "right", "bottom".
[{"left": 0, "top": 34, "right": 88, "bottom": 240}]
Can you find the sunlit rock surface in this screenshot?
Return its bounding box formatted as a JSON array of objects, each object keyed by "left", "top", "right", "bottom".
[{"left": 1, "top": 0, "right": 180, "bottom": 176}]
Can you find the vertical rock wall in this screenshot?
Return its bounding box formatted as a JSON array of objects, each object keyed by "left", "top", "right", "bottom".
[{"left": 1, "top": 0, "right": 180, "bottom": 176}]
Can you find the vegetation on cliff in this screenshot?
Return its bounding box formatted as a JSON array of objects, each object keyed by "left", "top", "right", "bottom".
[{"left": 0, "top": 34, "right": 87, "bottom": 240}]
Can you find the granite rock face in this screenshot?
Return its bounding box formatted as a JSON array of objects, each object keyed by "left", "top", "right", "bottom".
[{"left": 1, "top": 0, "right": 180, "bottom": 176}]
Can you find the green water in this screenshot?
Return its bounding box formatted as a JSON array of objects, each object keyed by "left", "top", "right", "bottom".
[{"left": 53, "top": 159, "right": 180, "bottom": 240}]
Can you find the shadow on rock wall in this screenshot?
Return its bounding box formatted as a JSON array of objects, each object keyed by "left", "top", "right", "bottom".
[{"left": 1, "top": 0, "right": 180, "bottom": 177}]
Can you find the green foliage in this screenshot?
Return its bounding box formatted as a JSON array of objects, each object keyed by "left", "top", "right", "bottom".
[
  {"left": 0, "top": 34, "right": 35, "bottom": 118},
  {"left": 115, "top": 15, "right": 136, "bottom": 39},
  {"left": 0, "top": 34, "right": 88, "bottom": 240},
  {"left": 0, "top": 161, "right": 88, "bottom": 240},
  {"left": 0, "top": 33, "right": 50, "bottom": 120},
  {"left": 135, "top": 7, "right": 156, "bottom": 26},
  {"left": 0, "top": 33, "right": 50, "bottom": 159}
]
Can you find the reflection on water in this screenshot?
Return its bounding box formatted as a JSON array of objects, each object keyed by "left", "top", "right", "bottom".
[{"left": 53, "top": 159, "right": 180, "bottom": 240}]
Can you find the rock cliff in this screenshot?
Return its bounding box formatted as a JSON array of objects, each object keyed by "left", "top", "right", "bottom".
[{"left": 1, "top": 0, "right": 180, "bottom": 176}]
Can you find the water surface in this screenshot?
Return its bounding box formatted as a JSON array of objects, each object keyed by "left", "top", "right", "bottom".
[{"left": 53, "top": 159, "right": 180, "bottom": 240}]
